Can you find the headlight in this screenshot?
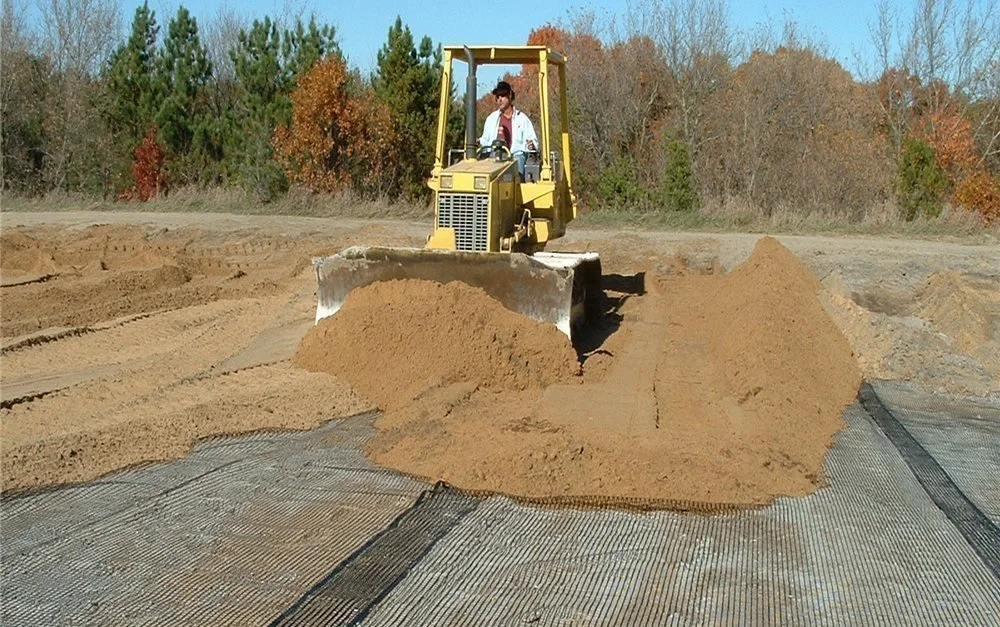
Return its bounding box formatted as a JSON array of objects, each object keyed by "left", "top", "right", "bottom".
[
  {"left": 474, "top": 175, "right": 488, "bottom": 190},
  {"left": 440, "top": 175, "right": 453, "bottom": 189}
]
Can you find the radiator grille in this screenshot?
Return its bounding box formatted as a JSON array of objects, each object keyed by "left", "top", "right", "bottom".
[{"left": 437, "top": 193, "right": 489, "bottom": 252}]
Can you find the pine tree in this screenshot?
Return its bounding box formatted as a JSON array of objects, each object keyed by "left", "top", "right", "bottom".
[
  {"left": 659, "top": 137, "right": 697, "bottom": 212},
  {"left": 154, "top": 6, "right": 213, "bottom": 184},
  {"left": 226, "top": 15, "right": 339, "bottom": 199},
  {"left": 104, "top": 2, "right": 159, "bottom": 185},
  {"left": 897, "top": 137, "right": 949, "bottom": 220},
  {"left": 372, "top": 16, "right": 445, "bottom": 199},
  {"left": 228, "top": 17, "right": 286, "bottom": 198},
  {"left": 283, "top": 16, "right": 340, "bottom": 86}
]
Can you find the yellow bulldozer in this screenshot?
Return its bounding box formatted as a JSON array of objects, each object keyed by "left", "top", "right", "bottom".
[{"left": 312, "top": 45, "right": 601, "bottom": 338}]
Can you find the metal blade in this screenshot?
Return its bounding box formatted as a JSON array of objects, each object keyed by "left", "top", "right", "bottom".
[{"left": 313, "top": 246, "right": 600, "bottom": 339}]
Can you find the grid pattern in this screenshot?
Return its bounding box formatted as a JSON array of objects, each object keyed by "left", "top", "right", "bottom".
[{"left": 436, "top": 192, "right": 489, "bottom": 251}]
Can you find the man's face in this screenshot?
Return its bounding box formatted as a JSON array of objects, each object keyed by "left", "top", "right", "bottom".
[{"left": 495, "top": 93, "right": 511, "bottom": 112}]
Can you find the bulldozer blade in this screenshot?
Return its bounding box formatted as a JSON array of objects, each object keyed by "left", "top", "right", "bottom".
[{"left": 313, "top": 246, "right": 601, "bottom": 339}]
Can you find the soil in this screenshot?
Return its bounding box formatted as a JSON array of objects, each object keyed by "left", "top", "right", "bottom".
[
  {"left": 293, "top": 237, "right": 860, "bottom": 505},
  {"left": 2, "top": 211, "right": 998, "bottom": 503}
]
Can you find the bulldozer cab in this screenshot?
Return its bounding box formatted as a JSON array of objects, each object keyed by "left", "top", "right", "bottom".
[
  {"left": 427, "top": 46, "right": 578, "bottom": 254},
  {"left": 311, "top": 45, "right": 602, "bottom": 341}
]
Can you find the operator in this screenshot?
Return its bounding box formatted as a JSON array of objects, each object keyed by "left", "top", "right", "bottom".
[{"left": 479, "top": 80, "right": 538, "bottom": 181}]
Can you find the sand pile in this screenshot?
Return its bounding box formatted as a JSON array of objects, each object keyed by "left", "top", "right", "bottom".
[
  {"left": 918, "top": 272, "right": 1000, "bottom": 374},
  {"left": 294, "top": 238, "right": 861, "bottom": 507},
  {"left": 713, "top": 237, "right": 860, "bottom": 434},
  {"left": 292, "top": 279, "right": 581, "bottom": 410}
]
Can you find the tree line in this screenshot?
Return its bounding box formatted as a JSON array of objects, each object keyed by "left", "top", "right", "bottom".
[{"left": 2, "top": 0, "right": 998, "bottom": 223}]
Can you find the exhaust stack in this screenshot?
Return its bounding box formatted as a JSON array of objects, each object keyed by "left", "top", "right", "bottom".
[{"left": 464, "top": 46, "right": 477, "bottom": 159}]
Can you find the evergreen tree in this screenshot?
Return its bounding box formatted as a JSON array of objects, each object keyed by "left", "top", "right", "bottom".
[
  {"left": 154, "top": 6, "right": 213, "bottom": 184},
  {"left": 227, "top": 15, "right": 340, "bottom": 199},
  {"left": 104, "top": 2, "right": 160, "bottom": 184},
  {"left": 229, "top": 17, "right": 286, "bottom": 198},
  {"left": 283, "top": 16, "right": 340, "bottom": 86},
  {"left": 658, "top": 136, "right": 697, "bottom": 212},
  {"left": 372, "top": 16, "right": 444, "bottom": 199}
]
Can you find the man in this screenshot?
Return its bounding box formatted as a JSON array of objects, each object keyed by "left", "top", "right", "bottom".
[{"left": 479, "top": 81, "right": 538, "bottom": 180}]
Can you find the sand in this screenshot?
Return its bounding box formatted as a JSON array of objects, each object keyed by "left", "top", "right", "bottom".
[
  {"left": 2, "top": 213, "right": 996, "bottom": 502},
  {"left": 293, "top": 237, "right": 861, "bottom": 506}
]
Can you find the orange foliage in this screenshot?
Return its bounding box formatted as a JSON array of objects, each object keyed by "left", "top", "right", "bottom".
[
  {"left": 527, "top": 24, "right": 569, "bottom": 49},
  {"left": 119, "top": 127, "right": 168, "bottom": 201},
  {"left": 917, "top": 109, "right": 978, "bottom": 177},
  {"left": 475, "top": 25, "right": 603, "bottom": 125},
  {"left": 916, "top": 107, "right": 998, "bottom": 222},
  {"left": 955, "top": 171, "right": 1000, "bottom": 223},
  {"left": 273, "top": 57, "right": 397, "bottom": 193}
]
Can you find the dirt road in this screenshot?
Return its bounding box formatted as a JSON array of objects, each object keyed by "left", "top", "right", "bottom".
[{"left": 1, "top": 211, "right": 997, "bottom": 496}]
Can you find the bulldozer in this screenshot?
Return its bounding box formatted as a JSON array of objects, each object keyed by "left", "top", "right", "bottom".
[{"left": 312, "top": 45, "right": 601, "bottom": 339}]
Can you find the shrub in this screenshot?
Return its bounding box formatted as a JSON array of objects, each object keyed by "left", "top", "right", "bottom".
[
  {"left": 658, "top": 137, "right": 697, "bottom": 212},
  {"left": 955, "top": 171, "right": 1000, "bottom": 223},
  {"left": 596, "top": 155, "right": 645, "bottom": 209},
  {"left": 120, "top": 127, "right": 169, "bottom": 201},
  {"left": 896, "top": 137, "right": 949, "bottom": 220}
]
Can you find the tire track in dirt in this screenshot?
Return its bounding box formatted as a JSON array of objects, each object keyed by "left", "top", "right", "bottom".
[{"left": 1, "top": 248, "right": 369, "bottom": 493}]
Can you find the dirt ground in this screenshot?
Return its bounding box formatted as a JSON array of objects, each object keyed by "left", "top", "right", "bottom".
[{"left": 2, "top": 211, "right": 998, "bottom": 501}]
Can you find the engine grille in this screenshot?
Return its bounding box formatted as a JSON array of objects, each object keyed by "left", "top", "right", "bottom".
[{"left": 437, "top": 192, "right": 489, "bottom": 252}]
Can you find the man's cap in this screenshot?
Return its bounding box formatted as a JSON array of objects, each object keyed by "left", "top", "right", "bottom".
[{"left": 492, "top": 81, "right": 513, "bottom": 97}]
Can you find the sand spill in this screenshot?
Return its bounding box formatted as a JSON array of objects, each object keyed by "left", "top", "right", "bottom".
[{"left": 294, "top": 237, "right": 861, "bottom": 506}]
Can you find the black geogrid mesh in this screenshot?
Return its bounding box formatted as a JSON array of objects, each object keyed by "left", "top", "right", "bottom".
[
  {"left": 353, "top": 401, "right": 1000, "bottom": 626},
  {"left": 3, "top": 388, "right": 999, "bottom": 626},
  {"left": 1, "top": 413, "right": 429, "bottom": 627},
  {"left": 870, "top": 380, "right": 1000, "bottom": 525},
  {"left": 858, "top": 382, "right": 1000, "bottom": 579}
]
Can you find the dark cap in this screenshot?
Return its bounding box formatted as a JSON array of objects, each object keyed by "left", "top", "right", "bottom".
[{"left": 492, "top": 80, "right": 513, "bottom": 98}]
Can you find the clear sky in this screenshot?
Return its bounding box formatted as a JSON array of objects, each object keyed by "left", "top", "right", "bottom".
[{"left": 118, "top": 0, "right": 915, "bottom": 89}]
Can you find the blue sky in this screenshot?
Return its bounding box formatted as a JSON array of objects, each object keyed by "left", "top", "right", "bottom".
[{"left": 121, "top": 0, "right": 913, "bottom": 88}]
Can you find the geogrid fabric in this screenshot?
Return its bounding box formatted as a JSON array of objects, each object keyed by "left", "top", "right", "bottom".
[{"left": 2, "top": 387, "right": 999, "bottom": 626}]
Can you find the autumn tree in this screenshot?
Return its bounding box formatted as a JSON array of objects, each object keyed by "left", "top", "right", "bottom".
[
  {"left": 867, "top": 0, "right": 999, "bottom": 176},
  {"left": 917, "top": 106, "right": 1000, "bottom": 221},
  {"left": 227, "top": 15, "right": 340, "bottom": 199},
  {"left": 120, "top": 126, "right": 169, "bottom": 201},
  {"left": 273, "top": 57, "right": 397, "bottom": 195},
  {"left": 699, "top": 46, "right": 891, "bottom": 216}
]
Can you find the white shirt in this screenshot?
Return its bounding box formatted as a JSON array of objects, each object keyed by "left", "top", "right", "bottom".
[{"left": 479, "top": 107, "right": 538, "bottom": 155}]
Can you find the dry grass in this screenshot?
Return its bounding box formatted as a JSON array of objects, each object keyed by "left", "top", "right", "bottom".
[
  {"left": 3, "top": 187, "right": 997, "bottom": 243},
  {"left": 1, "top": 185, "right": 433, "bottom": 220},
  {"left": 578, "top": 195, "right": 999, "bottom": 243}
]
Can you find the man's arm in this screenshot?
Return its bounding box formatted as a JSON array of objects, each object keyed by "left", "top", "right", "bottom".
[
  {"left": 480, "top": 111, "right": 498, "bottom": 147},
  {"left": 522, "top": 113, "right": 538, "bottom": 150}
]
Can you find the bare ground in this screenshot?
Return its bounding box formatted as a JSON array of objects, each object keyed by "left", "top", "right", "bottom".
[{"left": 1, "top": 211, "right": 997, "bottom": 496}]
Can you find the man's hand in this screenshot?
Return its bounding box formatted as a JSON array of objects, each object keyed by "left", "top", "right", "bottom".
[{"left": 526, "top": 140, "right": 536, "bottom": 151}]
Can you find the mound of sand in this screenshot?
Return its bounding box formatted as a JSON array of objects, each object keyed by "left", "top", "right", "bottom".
[
  {"left": 292, "top": 279, "right": 581, "bottom": 410},
  {"left": 918, "top": 272, "right": 1000, "bottom": 364},
  {"left": 294, "top": 237, "right": 861, "bottom": 507},
  {"left": 715, "top": 237, "right": 860, "bottom": 432}
]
